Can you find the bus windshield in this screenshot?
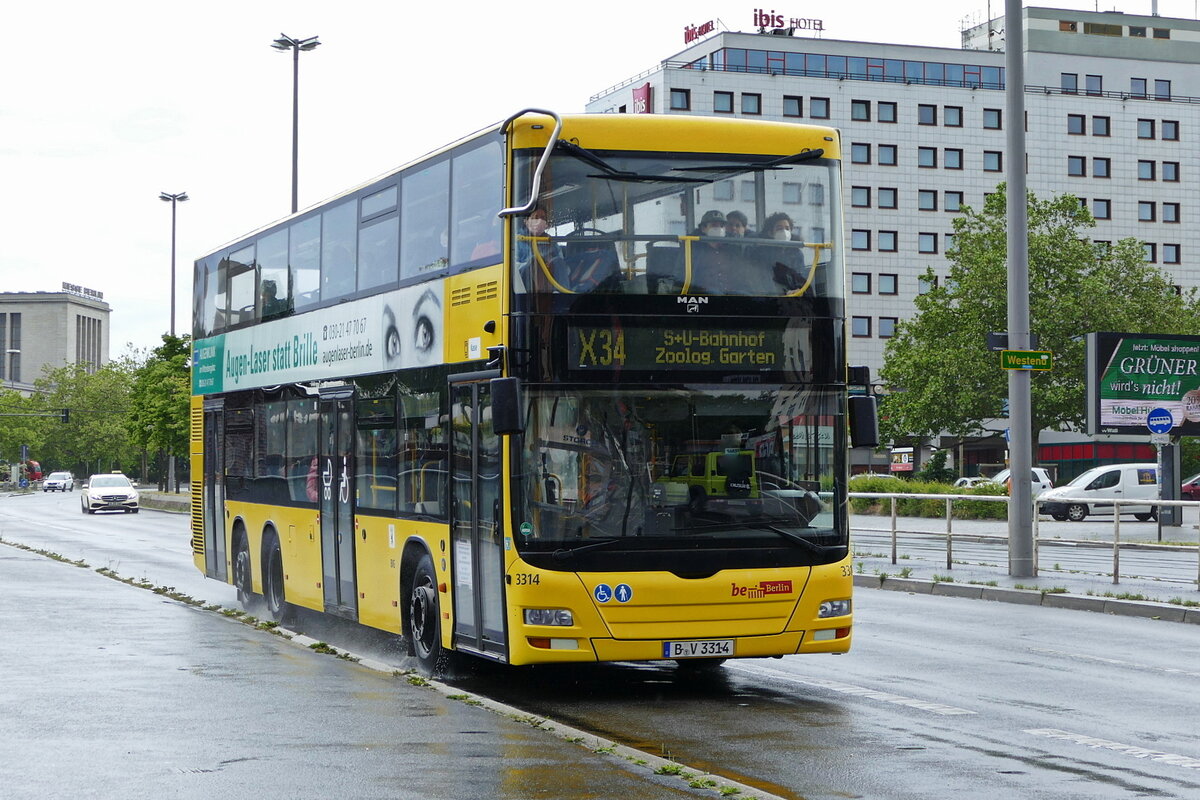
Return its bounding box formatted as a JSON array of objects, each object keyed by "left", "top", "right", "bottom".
[
  {"left": 514, "top": 385, "right": 844, "bottom": 558},
  {"left": 511, "top": 148, "right": 841, "bottom": 298}
]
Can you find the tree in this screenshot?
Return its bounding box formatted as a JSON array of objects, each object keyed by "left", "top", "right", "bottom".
[
  {"left": 35, "top": 358, "right": 138, "bottom": 476},
  {"left": 879, "top": 185, "right": 1200, "bottom": 451},
  {"left": 127, "top": 335, "right": 191, "bottom": 490}
]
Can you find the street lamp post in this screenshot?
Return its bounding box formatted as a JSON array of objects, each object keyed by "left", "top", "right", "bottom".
[
  {"left": 159, "top": 191, "right": 188, "bottom": 337},
  {"left": 272, "top": 33, "right": 321, "bottom": 214}
]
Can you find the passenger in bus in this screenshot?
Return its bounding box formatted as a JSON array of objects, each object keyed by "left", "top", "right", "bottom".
[
  {"left": 726, "top": 210, "right": 750, "bottom": 238},
  {"left": 261, "top": 280, "right": 288, "bottom": 318},
  {"left": 689, "top": 209, "right": 739, "bottom": 293},
  {"left": 756, "top": 212, "right": 806, "bottom": 294},
  {"left": 516, "top": 207, "right": 563, "bottom": 289}
]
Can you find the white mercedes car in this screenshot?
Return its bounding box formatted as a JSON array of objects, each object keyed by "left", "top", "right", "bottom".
[{"left": 81, "top": 473, "right": 140, "bottom": 514}]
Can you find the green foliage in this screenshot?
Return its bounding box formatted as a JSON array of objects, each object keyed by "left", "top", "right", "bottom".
[
  {"left": 127, "top": 335, "right": 191, "bottom": 460},
  {"left": 879, "top": 185, "right": 1200, "bottom": 446},
  {"left": 32, "top": 357, "right": 140, "bottom": 475},
  {"left": 915, "top": 450, "right": 955, "bottom": 483},
  {"left": 848, "top": 474, "right": 1007, "bottom": 519}
]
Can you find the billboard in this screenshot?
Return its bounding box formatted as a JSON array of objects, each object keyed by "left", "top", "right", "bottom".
[{"left": 1086, "top": 332, "right": 1200, "bottom": 435}]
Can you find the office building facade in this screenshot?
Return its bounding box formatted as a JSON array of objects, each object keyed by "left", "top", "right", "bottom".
[{"left": 0, "top": 287, "right": 110, "bottom": 394}]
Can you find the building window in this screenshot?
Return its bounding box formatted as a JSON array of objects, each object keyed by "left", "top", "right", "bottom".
[
  {"left": 918, "top": 104, "right": 937, "bottom": 125},
  {"left": 875, "top": 144, "right": 896, "bottom": 166},
  {"left": 879, "top": 230, "right": 898, "bottom": 252},
  {"left": 1094, "top": 240, "right": 1112, "bottom": 255},
  {"left": 1130, "top": 26, "right": 1146, "bottom": 37},
  {"left": 1154, "top": 28, "right": 1171, "bottom": 39},
  {"left": 851, "top": 143, "right": 871, "bottom": 164},
  {"left": 851, "top": 99, "right": 871, "bottom": 121},
  {"left": 1060, "top": 21, "right": 1078, "bottom": 32},
  {"left": 1164, "top": 202, "right": 1180, "bottom": 223},
  {"left": 918, "top": 190, "right": 938, "bottom": 211},
  {"left": 944, "top": 106, "right": 963, "bottom": 127},
  {"left": 1086, "top": 74, "right": 1103, "bottom": 95},
  {"left": 1144, "top": 243, "right": 1157, "bottom": 263},
  {"left": 851, "top": 317, "right": 872, "bottom": 338},
  {"left": 783, "top": 95, "right": 803, "bottom": 117},
  {"left": 1093, "top": 157, "right": 1111, "bottom": 178},
  {"left": 669, "top": 89, "right": 690, "bottom": 110},
  {"left": 1163, "top": 120, "right": 1179, "bottom": 140},
  {"left": 878, "top": 101, "right": 897, "bottom": 123},
  {"left": 810, "top": 97, "right": 830, "bottom": 118},
  {"left": 1092, "top": 116, "right": 1110, "bottom": 136},
  {"left": 879, "top": 317, "right": 898, "bottom": 338},
  {"left": 945, "top": 191, "right": 963, "bottom": 212},
  {"left": 1155, "top": 80, "right": 1172, "bottom": 100},
  {"left": 1131, "top": 78, "right": 1147, "bottom": 99},
  {"left": 713, "top": 180, "right": 734, "bottom": 202},
  {"left": 984, "top": 151, "right": 1003, "bottom": 172},
  {"left": 742, "top": 93, "right": 762, "bottom": 115},
  {"left": 780, "top": 182, "right": 802, "bottom": 204},
  {"left": 944, "top": 149, "right": 963, "bottom": 170},
  {"left": 918, "top": 276, "right": 938, "bottom": 294},
  {"left": 1163, "top": 162, "right": 1180, "bottom": 182},
  {"left": 1164, "top": 243, "right": 1181, "bottom": 264},
  {"left": 1138, "top": 118, "right": 1155, "bottom": 139},
  {"left": 1092, "top": 198, "right": 1111, "bottom": 220},
  {"left": 714, "top": 91, "right": 734, "bottom": 113},
  {"left": 851, "top": 186, "right": 871, "bottom": 207},
  {"left": 1138, "top": 160, "right": 1156, "bottom": 181},
  {"left": 1061, "top": 73, "right": 1078, "bottom": 93},
  {"left": 879, "top": 274, "right": 898, "bottom": 295},
  {"left": 1067, "top": 114, "right": 1085, "bottom": 135},
  {"left": 918, "top": 147, "right": 937, "bottom": 168},
  {"left": 851, "top": 273, "right": 871, "bottom": 294},
  {"left": 851, "top": 230, "right": 871, "bottom": 250},
  {"left": 1139, "top": 201, "right": 1157, "bottom": 222},
  {"left": 878, "top": 187, "right": 898, "bottom": 209},
  {"left": 983, "top": 108, "right": 1002, "bottom": 129},
  {"left": 918, "top": 232, "right": 938, "bottom": 254}
]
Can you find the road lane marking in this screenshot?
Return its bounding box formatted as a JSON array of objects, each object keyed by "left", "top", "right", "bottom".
[
  {"left": 729, "top": 663, "right": 976, "bottom": 716},
  {"left": 1029, "top": 648, "right": 1200, "bottom": 679},
  {"left": 1025, "top": 729, "right": 1200, "bottom": 770}
]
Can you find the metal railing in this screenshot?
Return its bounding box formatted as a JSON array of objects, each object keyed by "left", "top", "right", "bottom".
[{"left": 850, "top": 491, "right": 1200, "bottom": 588}]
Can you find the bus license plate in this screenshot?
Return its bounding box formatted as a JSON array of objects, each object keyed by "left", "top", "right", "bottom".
[{"left": 663, "top": 639, "right": 734, "bottom": 659}]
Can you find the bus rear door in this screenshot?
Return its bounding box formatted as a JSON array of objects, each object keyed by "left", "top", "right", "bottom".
[{"left": 319, "top": 393, "right": 358, "bottom": 619}]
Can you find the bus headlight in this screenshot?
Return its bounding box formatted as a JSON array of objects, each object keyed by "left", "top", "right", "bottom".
[
  {"left": 523, "top": 608, "right": 574, "bottom": 626},
  {"left": 818, "top": 599, "right": 851, "bottom": 618}
]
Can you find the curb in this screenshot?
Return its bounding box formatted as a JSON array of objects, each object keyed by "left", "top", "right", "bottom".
[{"left": 854, "top": 574, "right": 1200, "bottom": 625}]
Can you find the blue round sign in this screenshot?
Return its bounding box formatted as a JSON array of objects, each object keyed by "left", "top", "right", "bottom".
[{"left": 1146, "top": 407, "right": 1174, "bottom": 434}]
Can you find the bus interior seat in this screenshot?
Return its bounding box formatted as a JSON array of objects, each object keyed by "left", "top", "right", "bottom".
[
  {"left": 563, "top": 234, "right": 621, "bottom": 291},
  {"left": 645, "top": 241, "right": 683, "bottom": 293}
]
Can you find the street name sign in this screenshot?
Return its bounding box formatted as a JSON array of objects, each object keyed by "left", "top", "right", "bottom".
[{"left": 1000, "top": 350, "right": 1053, "bottom": 370}]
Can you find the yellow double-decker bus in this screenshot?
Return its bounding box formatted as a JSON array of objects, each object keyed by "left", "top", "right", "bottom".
[{"left": 190, "top": 110, "right": 877, "bottom": 674}]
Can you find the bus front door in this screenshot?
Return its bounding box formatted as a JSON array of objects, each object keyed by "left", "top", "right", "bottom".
[
  {"left": 449, "top": 380, "right": 507, "bottom": 661},
  {"left": 319, "top": 398, "right": 357, "bottom": 619},
  {"left": 202, "top": 403, "right": 227, "bottom": 581}
]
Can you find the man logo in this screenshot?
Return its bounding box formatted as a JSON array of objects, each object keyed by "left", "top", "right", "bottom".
[{"left": 678, "top": 296, "right": 707, "bottom": 313}]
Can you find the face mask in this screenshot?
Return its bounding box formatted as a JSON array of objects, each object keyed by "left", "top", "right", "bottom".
[
  {"left": 705, "top": 227, "right": 726, "bottom": 238},
  {"left": 774, "top": 229, "right": 791, "bottom": 241},
  {"left": 527, "top": 218, "right": 548, "bottom": 236}
]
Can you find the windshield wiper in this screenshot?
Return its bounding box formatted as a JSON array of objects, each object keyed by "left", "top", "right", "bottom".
[
  {"left": 672, "top": 149, "right": 826, "bottom": 173},
  {"left": 550, "top": 537, "right": 622, "bottom": 561},
  {"left": 747, "top": 524, "right": 842, "bottom": 555},
  {"left": 554, "top": 140, "right": 711, "bottom": 184}
]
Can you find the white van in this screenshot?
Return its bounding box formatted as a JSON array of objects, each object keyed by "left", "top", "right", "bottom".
[{"left": 1038, "top": 463, "right": 1159, "bottom": 522}]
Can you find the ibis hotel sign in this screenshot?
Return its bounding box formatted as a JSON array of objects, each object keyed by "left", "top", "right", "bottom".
[{"left": 1087, "top": 332, "right": 1200, "bottom": 435}]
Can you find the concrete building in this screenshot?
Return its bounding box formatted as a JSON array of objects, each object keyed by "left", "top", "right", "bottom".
[
  {"left": 587, "top": 5, "right": 1193, "bottom": 478},
  {"left": 0, "top": 285, "right": 110, "bottom": 394}
]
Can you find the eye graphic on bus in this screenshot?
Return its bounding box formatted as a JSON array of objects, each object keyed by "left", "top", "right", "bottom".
[
  {"left": 412, "top": 288, "right": 441, "bottom": 363},
  {"left": 382, "top": 304, "right": 401, "bottom": 362}
]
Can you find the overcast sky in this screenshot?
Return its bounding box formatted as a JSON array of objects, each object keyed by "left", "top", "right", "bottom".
[{"left": 1, "top": 1, "right": 1190, "bottom": 354}]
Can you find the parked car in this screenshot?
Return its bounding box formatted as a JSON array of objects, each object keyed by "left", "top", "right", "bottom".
[
  {"left": 990, "top": 467, "right": 1054, "bottom": 497},
  {"left": 953, "top": 476, "right": 995, "bottom": 489},
  {"left": 1181, "top": 472, "right": 1200, "bottom": 501},
  {"left": 42, "top": 471, "right": 74, "bottom": 492},
  {"left": 1038, "top": 463, "right": 1159, "bottom": 522},
  {"left": 80, "top": 472, "right": 140, "bottom": 514}
]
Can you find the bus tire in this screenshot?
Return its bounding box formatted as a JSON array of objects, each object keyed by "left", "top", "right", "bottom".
[
  {"left": 232, "top": 527, "right": 260, "bottom": 611},
  {"left": 263, "top": 533, "right": 295, "bottom": 625},
  {"left": 409, "top": 554, "right": 443, "bottom": 676}
]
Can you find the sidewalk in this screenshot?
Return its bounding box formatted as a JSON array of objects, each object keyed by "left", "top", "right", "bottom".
[{"left": 851, "top": 511, "right": 1200, "bottom": 624}]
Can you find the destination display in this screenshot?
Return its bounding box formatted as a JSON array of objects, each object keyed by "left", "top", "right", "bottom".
[{"left": 568, "top": 325, "right": 789, "bottom": 371}]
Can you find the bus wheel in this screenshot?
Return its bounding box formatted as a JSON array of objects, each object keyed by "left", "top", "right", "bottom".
[
  {"left": 263, "top": 535, "right": 295, "bottom": 625},
  {"left": 233, "top": 531, "right": 258, "bottom": 611},
  {"left": 409, "top": 554, "right": 443, "bottom": 676}
]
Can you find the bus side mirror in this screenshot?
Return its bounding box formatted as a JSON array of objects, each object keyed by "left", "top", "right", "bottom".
[
  {"left": 491, "top": 377, "right": 524, "bottom": 435},
  {"left": 848, "top": 395, "right": 879, "bottom": 449}
]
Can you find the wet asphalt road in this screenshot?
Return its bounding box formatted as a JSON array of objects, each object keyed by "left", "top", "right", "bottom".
[{"left": 4, "top": 490, "right": 1200, "bottom": 799}]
